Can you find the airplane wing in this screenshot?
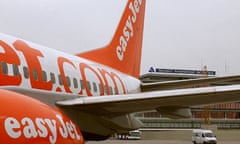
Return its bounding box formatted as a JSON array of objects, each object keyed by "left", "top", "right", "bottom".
[
  {"left": 141, "top": 75, "right": 240, "bottom": 91},
  {"left": 56, "top": 84, "right": 240, "bottom": 118}
]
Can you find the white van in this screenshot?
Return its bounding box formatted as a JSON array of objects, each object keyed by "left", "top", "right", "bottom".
[{"left": 192, "top": 129, "right": 217, "bottom": 144}]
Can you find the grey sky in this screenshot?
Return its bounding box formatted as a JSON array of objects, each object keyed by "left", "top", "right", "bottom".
[{"left": 0, "top": 0, "right": 240, "bottom": 76}]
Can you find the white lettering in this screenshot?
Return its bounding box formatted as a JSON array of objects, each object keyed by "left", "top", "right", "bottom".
[
  {"left": 71, "top": 121, "right": 81, "bottom": 140},
  {"left": 126, "top": 16, "right": 134, "bottom": 37},
  {"left": 3, "top": 115, "right": 81, "bottom": 143},
  {"left": 116, "top": 0, "right": 142, "bottom": 61},
  {"left": 138, "top": 0, "right": 142, "bottom": 5},
  {"left": 21, "top": 117, "right": 38, "bottom": 138},
  {"left": 116, "top": 46, "right": 124, "bottom": 61},
  {"left": 123, "top": 26, "right": 130, "bottom": 41},
  {"left": 120, "top": 36, "right": 127, "bottom": 52},
  {"left": 56, "top": 114, "right": 68, "bottom": 138},
  {"left": 44, "top": 119, "right": 57, "bottom": 144},
  {"left": 66, "top": 122, "right": 75, "bottom": 139},
  {"left": 5, "top": 117, "right": 21, "bottom": 138},
  {"left": 36, "top": 118, "right": 48, "bottom": 138},
  {"left": 129, "top": 2, "right": 137, "bottom": 23},
  {"left": 133, "top": 0, "right": 140, "bottom": 13}
]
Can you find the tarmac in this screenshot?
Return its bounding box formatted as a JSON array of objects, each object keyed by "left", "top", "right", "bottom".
[
  {"left": 88, "top": 140, "right": 239, "bottom": 144},
  {"left": 87, "top": 129, "right": 240, "bottom": 144}
]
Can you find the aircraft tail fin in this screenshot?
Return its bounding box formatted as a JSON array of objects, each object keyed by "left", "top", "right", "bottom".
[{"left": 76, "top": 0, "right": 146, "bottom": 78}]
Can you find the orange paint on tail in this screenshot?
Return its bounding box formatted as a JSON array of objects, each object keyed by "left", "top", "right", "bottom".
[{"left": 77, "top": 0, "right": 146, "bottom": 78}]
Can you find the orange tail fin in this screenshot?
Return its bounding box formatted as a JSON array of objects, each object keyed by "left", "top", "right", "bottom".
[{"left": 77, "top": 0, "right": 146, "bottom": 78}]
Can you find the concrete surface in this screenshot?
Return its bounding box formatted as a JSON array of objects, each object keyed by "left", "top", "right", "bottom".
[
  {"left": 87, "top": 129, "right": 240, "bottom": 144},
  {"left": 88, "top": 140, "right": 240, "bottom": 144},
  {"left": 141, "top": 129, "right": 240, "bottom": 141}
]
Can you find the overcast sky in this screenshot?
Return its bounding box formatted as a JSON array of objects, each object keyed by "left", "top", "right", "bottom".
[{"left": 0, "top": 0, "right": 240, "bottom": 76}]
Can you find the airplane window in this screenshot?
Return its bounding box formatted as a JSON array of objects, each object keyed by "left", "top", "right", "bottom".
[
  {"left": 104, "top": 86, "right": 108, "bottom": 94},
  {"left": 13, "top": 64, "right": 19, "bottom": 76},
  {"left": 99, "top": 84, "right": 103, "bottom": 93},
  {"left": 87, "top": 81, "right": 91, "bottom": 90},
  {"left": 50, "top": 72, "right": 56, "bottom": 84},
  {"left": 33, "top": 69, "right": 38, "bottom": 81},
  {"left": 66, "top": 76, "right": 71, "bottom": 87},
  {"left": 80, "top": 80, "right": 84, "bottom": 89},
  {"left": 109, "top": 86, "right": 113, "bottom": 95},
  {"left": 42, "top": 71, "right": 47, "bottom": 82},
  {"left": 1, "top": 61, "right": 8, "bottom": 75},
  {"left": 73, "top": 78, "right": 78, "bottom": 88},
  {"left": 23, "top": 66, "right": 29, "bottom": 79},
  {"left": 93, "top": 82, "right": 97, "bottom": 92},
  {"left": 114, "top": 87, "right": 117, "bottom": 94},
  {"left": 58, "top": 75, "right": 63, "bottom": 85}
]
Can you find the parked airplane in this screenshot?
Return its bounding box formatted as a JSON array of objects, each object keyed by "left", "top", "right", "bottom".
[{"left": 1, "top": 0, "right": 240, "bottom": 143}]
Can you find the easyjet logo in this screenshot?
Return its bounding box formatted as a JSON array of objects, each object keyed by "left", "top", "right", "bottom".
[
  {"left": 4, "top": 114, "right": 81, "bottom": 143},
  {"left": 0, "top": 39, "right": 127, "bottom": 96},
  {"left": 116, "top": 0, "right": 142, "bottom": 61}
]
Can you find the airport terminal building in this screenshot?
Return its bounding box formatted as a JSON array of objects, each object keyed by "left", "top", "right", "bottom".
[{"left": 138, "top": 67, "right": 240, "bottom": 128}]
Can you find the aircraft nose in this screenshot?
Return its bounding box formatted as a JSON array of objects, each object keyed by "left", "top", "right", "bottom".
[{"left": 0, "top": 89, "right": 84, "bottom": 144}]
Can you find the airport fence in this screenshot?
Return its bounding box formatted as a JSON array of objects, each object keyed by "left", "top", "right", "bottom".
[{"left": 139, "top": 118, "right": 240, "bottom": 129}]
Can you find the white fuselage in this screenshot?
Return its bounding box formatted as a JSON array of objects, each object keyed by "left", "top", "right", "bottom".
[
  {"left": 0, "top": 33, "right": 142, "bottom": 138},
  {"left": 0, "top": 33, "right": 140, "bottom": 100}
]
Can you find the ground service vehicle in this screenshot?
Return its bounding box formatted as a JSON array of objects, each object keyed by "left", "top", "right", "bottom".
[
  {"left": 192, "top": 129, "right": 217, "bottom": 144},
  {"left": 116, "top": 130, "right": 141, "bottom": 140}
]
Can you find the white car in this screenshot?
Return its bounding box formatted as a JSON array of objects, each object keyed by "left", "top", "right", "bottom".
[{"left": 192, "top": 129, "right": 217, "bottom": 144}]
